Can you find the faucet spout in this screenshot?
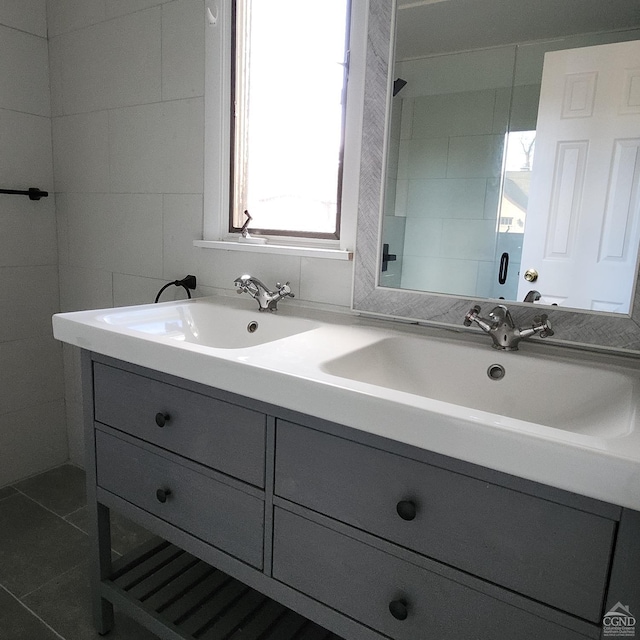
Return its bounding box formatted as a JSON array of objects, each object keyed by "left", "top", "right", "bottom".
[{"left": 488, "top": 304, "right": 515, "bottom": 328}]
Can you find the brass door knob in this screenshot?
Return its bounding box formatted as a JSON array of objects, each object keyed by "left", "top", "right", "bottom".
[{"left": 524, "top": 268, "right": 539, "bottom": 282}]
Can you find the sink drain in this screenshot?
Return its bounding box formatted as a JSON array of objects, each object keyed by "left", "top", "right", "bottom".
[
  {"left": 487, "top": 364, "right": 505, "bottom": 381},
  {"left": 247, "top": 321, "right": 258, "bottom": 334}
]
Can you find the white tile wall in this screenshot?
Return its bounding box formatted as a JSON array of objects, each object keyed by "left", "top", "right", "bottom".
[
  {"left": 403, "top": 218, "right": 443, "bottom": 257},
  {"left": 46, "top": 0, "right": 106, "bottom": 38},
  {"left": 447, "top": 134, "right": 504, "bottom": 179},
  {"left": 440, "top": 219, "right": 498, "bottom": 261},
  {"left": 0, "top": 0, "right": 47, "bottom": 36},
  {"left": 105, "top": 0, "right": 173, "bottom": 20},
  {"left": 406, "top": 179, "right": 488, "bottom": 219},
  {"left": 510, "top": 84, "right": 542, "bottom": 131},
  {"left": 404, "top": 138, "right": 449, "bottom": 180},
  {"left": 108, "top": 99, "right": 204, "bottom": 193},
  {"left": 49, "top": 8, "right": 162, "bottom": 115},
  {"left": 400, "top": 256, "right": 480, "bottom": 296},
  {"left": 484, "top": 178, "right": 501, "bottom": 220},
  {"left": 0, "top": 402, "right": 68, "bottom": 488},
  {"left": 0, "top": 111, "right": 53, "bottom": 188},
  {"left": 58, "top": 265, "right": 113, "bottom": 312},
  {"left": 63, "top": 399, "right": 84, "bottom": 467},
  {"left": 492, "top": 87, "right": 512, "bottom": 134},
  {"left": 0, "top": 198, "right": 58, "bottom": 267},
  {"left": 411, "top": 90, "right": 496, "bottom": 139},
  {"left": 65, "top": 193, "right": 164, "bottom": 276},
  {"left": 113, "top": 273, "right": 177, "bottom": 307},
  {"left": 396, "top": 46, "right": 515, "bottom": 98},
  {"left": 196, "top": 248, "right": 303, "bottom": 295},
  {"left": 163, "top": 194, "right": 203, "bottom": 278},
  {"left": 52, "top": 111, "right": 110, "bottom": 193},
  {"left": 61, "top": 343, "right": 83, "bottom": 465},
  {"left": 162, "top": 0, "right": 205, "bottom": 101},
  {"left": 0, "top": 1, "right": 65, "bottom": 485},
  {"left": 0, "top": 266, "right": 60, "bottom": 342},
  {"left": 477, "top": 259, "right": 499, "bottom": 298},
  {"left": 394, "top": 179, "right": 408, "bottom": 217},
  {"left": 0, "top": 26, "right": 50, "bottom": 116},
  {"left": 299, "top": 258, "right": 353, "bottom": 308},
  {"left": 0, "top": 338, "right": 64, "bottom": 415}
]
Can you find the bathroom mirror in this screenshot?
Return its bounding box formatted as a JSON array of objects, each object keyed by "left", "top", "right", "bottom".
[
  {"left": 382, "top": 0, "right": 640, "bottom": 312},
  {"left": 353, "top": 0, "right": 640, "bottom": 352}
]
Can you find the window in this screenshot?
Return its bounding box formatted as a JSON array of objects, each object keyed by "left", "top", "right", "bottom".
[
  {"left": 499, "top": 131, "right": 536, "bottom": 234},
  {"left": 231, "top": 0, "right": 351, "bottom": 239}
]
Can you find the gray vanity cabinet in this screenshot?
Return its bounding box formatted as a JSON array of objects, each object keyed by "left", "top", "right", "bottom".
[{"left": 83, "top": 353, "right": 639, "bottom": 640}]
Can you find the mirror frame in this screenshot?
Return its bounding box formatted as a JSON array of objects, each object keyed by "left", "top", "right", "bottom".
[{"left": 353, "top": 0, "right": 640, "bottom": 354}]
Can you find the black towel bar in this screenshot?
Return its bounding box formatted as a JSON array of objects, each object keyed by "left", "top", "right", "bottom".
[{"left": 0, "top": 187, "right": 48, "bottom": 200}]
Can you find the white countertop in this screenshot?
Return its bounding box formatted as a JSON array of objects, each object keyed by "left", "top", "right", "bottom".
[{"left": 53, "top": 295, "right": 640, "bottom": 511}]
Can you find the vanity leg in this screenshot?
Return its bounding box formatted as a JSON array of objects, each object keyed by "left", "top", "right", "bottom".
[
  {"left": 81, "top": 351, "right": 114, "bottom": 634},
  {"left": 89, "top": 502, "right": 114, "bottom": 635}
]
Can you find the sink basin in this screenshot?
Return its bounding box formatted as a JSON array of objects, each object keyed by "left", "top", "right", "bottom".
[
  {"left": 99, "top": 297, "right": 320, "bottom": 349},
  {"left": 321, "top": 336, "right": 638, "bottom": 437}
]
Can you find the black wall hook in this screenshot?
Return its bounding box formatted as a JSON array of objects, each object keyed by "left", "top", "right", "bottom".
[{"left": 0, "top": 187, "right": 49, "bottom": 200}]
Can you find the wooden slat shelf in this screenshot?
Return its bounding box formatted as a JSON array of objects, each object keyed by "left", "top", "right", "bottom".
[{"left": 105, "top": 539, "right": 342, "bottom": 640}]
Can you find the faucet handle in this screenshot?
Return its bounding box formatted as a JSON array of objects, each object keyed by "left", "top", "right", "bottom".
[
  {"left": 276, "top": 282, "right": 295, "bottom": 298},
  {"left": 534, "top": 314, "right": 554, "bottom": 338},
  {"left": 464, "top": 305, "right": 481, "bottom": 326}
]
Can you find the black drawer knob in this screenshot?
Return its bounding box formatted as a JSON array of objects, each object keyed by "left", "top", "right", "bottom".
[
  {"left": 155, "top": 412, "right": 170, "bottom": 428},
  {"left": 396, "top": 500, "right": 417, "bottom": 521},
  {"left": 389, "top": 599, "right": 408, "bottom": 621},
  {"left": 156, "top": 488, "right": 172, "bottom": 503}
]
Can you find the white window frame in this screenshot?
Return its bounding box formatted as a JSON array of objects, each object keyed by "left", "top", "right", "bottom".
[{"left": 199, "top": 0, "right": 367, "bottom": 259}]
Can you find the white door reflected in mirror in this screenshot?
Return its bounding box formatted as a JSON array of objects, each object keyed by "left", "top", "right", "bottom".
[{"left": 518, "top": 40, "right": 640, "bottom": 314}]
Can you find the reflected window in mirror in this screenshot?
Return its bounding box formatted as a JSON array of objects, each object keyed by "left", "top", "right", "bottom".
[
  {"left": 380, "top": 0, "right": 640, "bottom": 314},
  {"left": 231, "top": 0, "right": 350, "bottom": 239}
]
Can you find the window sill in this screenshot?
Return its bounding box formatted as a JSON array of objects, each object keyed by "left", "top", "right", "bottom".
[{"left": 193, "top": 240, "right": 353, "bottom": 261}]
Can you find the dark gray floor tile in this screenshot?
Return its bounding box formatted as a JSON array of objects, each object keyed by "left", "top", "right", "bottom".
[
  {"left": 22, "top": 563, "right": 160, "bottom": 640},
  {"left": 0, "top": 494, "right": 89, "bottom": 597},
  {"left": 14, "top": 464, "right": 86, "bottom": 517},
  {"left": 66, "top": 506, "right": 156, "bottom": 557},
  {"left": 0, "top": 587, "right": 61, "bottom": 640},
  {"left": 0, "top": 486, "right": 16, "bottom": 502}
]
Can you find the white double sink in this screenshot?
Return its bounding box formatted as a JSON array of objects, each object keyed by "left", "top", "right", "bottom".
[{"left": 53, "top": 295, "right": 640, "bottom": 510}]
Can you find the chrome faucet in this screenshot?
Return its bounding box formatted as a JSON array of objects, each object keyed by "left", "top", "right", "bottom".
[
  {"left": 463, "top": 304, "right": 554, "bottom": 350},
  {"left": 233, "top": 274, "right": 294, "bottom": 312}
]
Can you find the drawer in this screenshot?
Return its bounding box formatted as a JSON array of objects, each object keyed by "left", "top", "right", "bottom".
[
  {"left": 275, "top": 421, "right": 615, "bottom": 622},
  {"left": 93, "top": 363, "right": 266, "bottom": 487},
  {"left": 273, "top": 508, "right": 594, "bottom": 640},
  {"left": 96, "top": 430, "right": 264, "bottom": 569}
]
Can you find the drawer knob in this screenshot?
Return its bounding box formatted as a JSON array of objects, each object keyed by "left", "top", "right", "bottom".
[
  {"left": 389, "top": 599, "right": 409, "bottom": 621},
  {"left": 396, "top": 500, "right": 417, "bottom": 521},
  {"left": 155, "top": 412, "right": 170, "bottom": 428},
  {"left": 156, "top": 488, "right": 172, "bottom": 503}
]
